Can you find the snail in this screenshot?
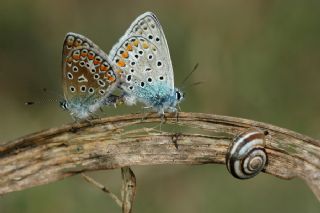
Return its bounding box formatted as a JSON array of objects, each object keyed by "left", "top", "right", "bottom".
[{"left": 226, "top": 129, "right": 268, "bottom": 179}]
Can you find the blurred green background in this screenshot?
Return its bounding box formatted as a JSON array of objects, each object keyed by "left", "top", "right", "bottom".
[{"left": 1, "top": 0, "right": 320, "bottom": 212}]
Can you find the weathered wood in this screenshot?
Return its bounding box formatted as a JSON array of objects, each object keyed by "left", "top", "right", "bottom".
[{"left": 0, "top": 112, "right": 319, "bottom": 201}]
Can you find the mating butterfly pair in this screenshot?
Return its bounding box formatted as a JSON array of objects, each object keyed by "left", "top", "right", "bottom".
[{"left": 61, "top": 12, "right": 184, "bottom": 120}]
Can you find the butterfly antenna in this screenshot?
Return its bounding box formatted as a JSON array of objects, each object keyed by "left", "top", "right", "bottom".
[
  {"left": 24, "top": 98, "right": 60, "bottom": 106},
  {"left": 181, "top": 81, "right": 205, "bottom": 90},
  {"left": 25, "top": 88, "right": 63, "bottom": 106},
  {"left": 180, "top": 63, "right": 199, "bottom": 85},
  {"left": 42, "top": 88, "right": 64, "bottom": 99}
]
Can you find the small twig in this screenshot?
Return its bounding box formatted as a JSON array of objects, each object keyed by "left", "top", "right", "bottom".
[
  {"left": 121, "top": 167, "right": 136, "bottom": 213},
  {"left": 81, "top": 173, "right": 122, "bottom": 207}
]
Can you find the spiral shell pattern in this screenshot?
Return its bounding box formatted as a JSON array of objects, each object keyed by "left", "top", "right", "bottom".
[{"left": 226, "top": 129, "right": 268, "bottom": 179}]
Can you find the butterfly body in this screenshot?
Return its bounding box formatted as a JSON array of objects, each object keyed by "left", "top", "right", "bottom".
[
  {"left": 122, "top": 82, "right": 183, "bottom": 114},
  {"left": 60, "top": 96, "right": 103, "bottom": 119},
  {"left": 109, "top": 12, "right": 184, "bottom": 116}
]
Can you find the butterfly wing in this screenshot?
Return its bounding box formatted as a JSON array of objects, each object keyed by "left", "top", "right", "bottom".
[
  {"left": 62, "top": 33, "right": 118, "bottom": 118},
  {"left": 109, "top": 12, "right": 175, "bottom": 107}
]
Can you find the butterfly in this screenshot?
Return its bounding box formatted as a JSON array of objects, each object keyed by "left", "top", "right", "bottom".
[
  {"left": 108, "top": 12, "right": 184, "bottom": 117},
  {"left": 60, "top": 32, "right": 119, "bottom": 120}
]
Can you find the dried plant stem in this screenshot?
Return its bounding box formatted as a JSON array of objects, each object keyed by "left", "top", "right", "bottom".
[
  {"left": 0, "top": 112, "right": 319, "bottom": 201},
  {"left": 81, "top": 173, "right": 122, "bottom": 207}
]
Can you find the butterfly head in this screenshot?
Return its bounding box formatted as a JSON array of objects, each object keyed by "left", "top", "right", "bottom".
[
  {"left": 175, "top": 88, "right": 184, "bottom": 104},
  {"left": 59, "top": 99, "right": 68, "bottom": 110}
]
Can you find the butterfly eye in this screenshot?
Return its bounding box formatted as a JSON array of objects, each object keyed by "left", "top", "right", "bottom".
[
  {"left": 131, "top": 61, "right": 136, "bottom": 66},
  {"left": 130, "top": 69, "right": 134, "bottom": 73},
  {"left": 94, "top": 74, "right": 100, "bottom": 79},
  {"left": 148, "top": 54, "right": 153, "bottom": 60},
  {"left": 126, "top": 75, "right": 132, "bottom": 82},
  {"left": 147, "top": 77, "right": 152, "bottom": 83},
  {"left": 148, "top": 35, "right": 153, "bottom": 40},
  {"left": 140, "top": 82, "right": 145, "bottom": 87},
  {"left": 129, "top": 86, "right": 134, "bottom": 90},
  {"left": 138, "top": 50, "right": 143, "bottom": 55},
  {"left": 159, "top": 76, "right": 164, "bottom": 80},
  {"left": 60, "top": 100, "right": 68, "bottom": 110},
  {"left": 157, "top": 60, "right": 163, "bottom": 67},
  {"left": 155, "top": 37, "right": 160, "bottom": 42},
  {"left": 151, "top": 24, "right": 155, "bottom": 29},
  {"left": 145, "top": 68, "right": 151, "bottom": 72},
  {"left": 176, "top": 91, "right": 183, "bottom": 101}
]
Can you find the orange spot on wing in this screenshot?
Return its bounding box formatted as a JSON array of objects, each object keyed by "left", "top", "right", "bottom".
[
  {"left": 117, "top": 60, "right": 126, "bottom": 67},
  {"left": 100, "top": 64, "right": 109, "bottom": 71},
  {"left": 127, "top": 44, "right": 133, "bottom": 51},
  {"left": 94, "top": 59, "right": 101, "bottom": 65},
  {"left": 121, "top": 51, "right": 129, "bottom": 58},
  {"left": 116, "top": 69, "right": 122, "bottom": 74},
  {"left": 133, "top": 40, "right": 139, "bottom": 47},
  {"left": 81, "top": 52, "right": 87, "bottom": 57},
  {"left": 108, "top": 76, "right": 116, "bottom": 82},
  {"left": 72, "top": 54, "right": 80, "bottom": 60},
  {"left": 142, "top": 42, "right": 149, "bottom": 49},
  {"left": 66, "top": 57, "right": 73, "bottom": 63},
  {"left": 88, "top": 54, "right": 95, "bottom": 60}
]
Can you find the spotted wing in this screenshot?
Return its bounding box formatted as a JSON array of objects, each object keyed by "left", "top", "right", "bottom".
[
  {"left": 109, "top": 12, "right": 174, "bottom": 90},
  {"left": 62, "top": 32, "right": 100, "bottom": 63},
  {"left": 62, "top": 35, "right": 118, "bottom": 105}
]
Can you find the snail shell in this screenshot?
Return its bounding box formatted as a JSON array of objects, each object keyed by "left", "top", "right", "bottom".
[{"left": 226, "top": 129, "right": 268, "bottom": 179}]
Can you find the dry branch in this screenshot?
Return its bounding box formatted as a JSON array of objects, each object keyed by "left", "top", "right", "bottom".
[{"left": 0, "top": 112, "right": 319, "bottom": 201}]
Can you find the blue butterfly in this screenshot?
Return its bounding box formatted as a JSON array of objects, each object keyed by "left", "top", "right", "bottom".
[
  {"left": 61, "top": 33, "right": 119, "bottom": 120},
  {"left": 109, "top": 12, "right": 184, "bottom": 117}
]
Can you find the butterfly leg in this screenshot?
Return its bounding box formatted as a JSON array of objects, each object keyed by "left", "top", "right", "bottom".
[
  {"left": 141, "top": 106, "right": 153, "bottom": 122},
  {"left": 160, "top": 109, "right": 167, "bottom": 124},
  {"left": 104, "top": 94, "right": 123, "bottom": 108},
  {"left": 175, "top": 110, "right": 180, "bottom": 123}
]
